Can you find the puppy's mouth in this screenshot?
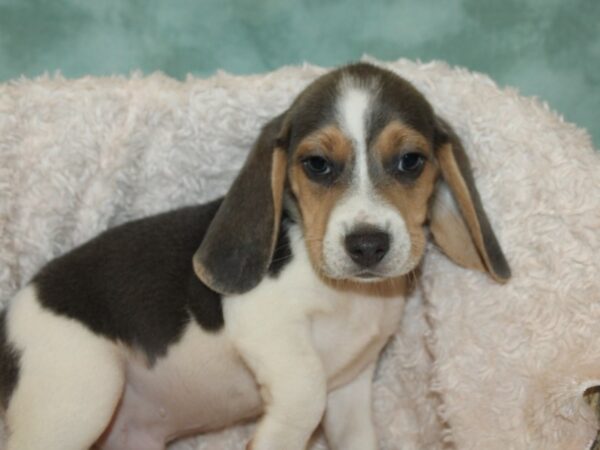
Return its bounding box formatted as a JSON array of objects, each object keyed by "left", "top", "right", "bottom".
[
  {"left": 340, "top": 258, "right": 419, "bottom": 283},
  {"left": 345, "top": 267, "right": 404, "bottom": 283},
  {"left": 319, "top": 265, "right": 390, "bottom": 283},
  {"left": 354, "top": 270, "right": 384, "bottom": 281}
]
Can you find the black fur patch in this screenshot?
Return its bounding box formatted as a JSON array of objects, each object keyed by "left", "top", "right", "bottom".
[
  {"left": 0, "top": 310, "right": 20, "bottom": 409},
  {"left": 268, "top": 213, "right": 294, "bottom": 277},
  {"left": 34, "top": 199, "right": 224, "bottom": 363}
]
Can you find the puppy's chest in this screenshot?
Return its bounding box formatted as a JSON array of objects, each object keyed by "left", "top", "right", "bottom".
[{"left": 311, "top": 289, "right": 405, "bottom": 386}]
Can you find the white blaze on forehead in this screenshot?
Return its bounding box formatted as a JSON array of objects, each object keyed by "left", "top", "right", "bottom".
[
  {"left": 336, "top": 83, "right": 372, "bottom": 190},
  {"left": 337, "top": 87, "right": 370, "bottom": 145}
]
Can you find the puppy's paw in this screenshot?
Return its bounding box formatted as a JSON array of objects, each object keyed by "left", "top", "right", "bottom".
[{"left": 245, "top": 439, "right": 254, "bottom": 450}]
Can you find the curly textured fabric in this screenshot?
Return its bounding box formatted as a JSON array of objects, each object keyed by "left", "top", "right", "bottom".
[{"left": 0, "top": 59, "right": 598, "bottom": 450}]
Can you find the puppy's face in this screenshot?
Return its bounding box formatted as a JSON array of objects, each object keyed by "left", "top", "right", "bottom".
[
  {"left": 285, "top": 66, "right": 438, "bottom": 282},
  {"left": 194, "top": 63, "right": 510, "bottom": 296}
]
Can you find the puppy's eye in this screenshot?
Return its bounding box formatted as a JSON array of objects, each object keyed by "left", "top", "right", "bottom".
[
  {"left": 397, "top": 152, "right": 426, "bottom": 176},
  {"left": 302, "top": 156, "right": 333, "bottom": 178}
]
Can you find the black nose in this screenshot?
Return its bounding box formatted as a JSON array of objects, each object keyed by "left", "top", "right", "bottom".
[{"left": 344, "top": 229, "right": 390, "bottom": 268}]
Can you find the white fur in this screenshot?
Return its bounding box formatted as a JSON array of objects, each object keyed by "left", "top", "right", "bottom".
[
  {"left": 100, "top": 323, "right": 260, "bottom": 449},
  {"left": 323, "top": 363, "right": 378, "bottom": 450},
  {"left": 336, "top": 81, "right": 371, "bottom": 189},
  {"left": 5, "top": 287, "right": 125, "bottom": 450},
  {"left": 0, "top": 59, "right": 598, "bottom": 450}
]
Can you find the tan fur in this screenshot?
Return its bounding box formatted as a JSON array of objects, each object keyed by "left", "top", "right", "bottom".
[
  {"left": 192, "top": 257, "right": 215, "bottom": 291},
  {"left": 290, "top": 126, "right": 353, "bottom": 272},
  {"left": 429, "top": 207, "right": 485, "bottom": 272},
  {"left": 373, "top": 121, "right": 438, "bottom": 270},
  {"left": 373, "top": 120, "right": 432, "bottom": 161},
  {"left": 377, "top": 174, "right": 437, "bottom": 269},
  {"left": 294, "top": 125, "right": 354, "bottom": 163},
  {"left": 290, "top": 170, "right": 346, "bottom": 273},
  {"left": 270, "top": 149, "right": 287, "bottom": 253},
  {"left": 433, "top": 143, "right": 489, "bottom": 272}
]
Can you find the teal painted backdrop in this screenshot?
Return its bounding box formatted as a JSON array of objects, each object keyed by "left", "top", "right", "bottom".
[{"left": 0, "top": 0, "right": 598, "bottom": 145}]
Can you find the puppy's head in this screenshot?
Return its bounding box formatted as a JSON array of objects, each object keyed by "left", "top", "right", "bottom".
[{"left": 194, "top": 63, "right": 511, "bottom": 295}]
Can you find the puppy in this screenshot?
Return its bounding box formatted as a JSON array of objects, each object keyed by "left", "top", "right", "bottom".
[{"left": 0, "top": 62, "right": 510, "bottom": 450}]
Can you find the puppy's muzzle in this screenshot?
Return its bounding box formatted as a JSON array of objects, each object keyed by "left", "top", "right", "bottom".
[{"left": 344, "top": 227, "right": 390, "bottom": 268}]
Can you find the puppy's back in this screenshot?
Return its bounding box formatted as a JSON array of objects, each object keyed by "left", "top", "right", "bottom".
[{"left": 5, "top": 198, "right": 224, "bottom": 372}]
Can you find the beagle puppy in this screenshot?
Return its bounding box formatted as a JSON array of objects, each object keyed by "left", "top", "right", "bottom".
[{"left": 0, "top": 62, "right": 510, "bottom": 450}]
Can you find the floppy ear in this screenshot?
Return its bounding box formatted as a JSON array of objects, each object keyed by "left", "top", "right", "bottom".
[
  {"left": 193, "top": 115, "right": 289, "bottom": 295},
  {"left": 429, "top": 116, "right": 511, "bottom": 283}
]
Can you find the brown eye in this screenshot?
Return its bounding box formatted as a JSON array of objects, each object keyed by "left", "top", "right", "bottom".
[
  {"left": 397, "top": 152, "right": 426, "bottom": 176},
  {"left": 302, "top": 156, "right": 333, "bottom": 177}
]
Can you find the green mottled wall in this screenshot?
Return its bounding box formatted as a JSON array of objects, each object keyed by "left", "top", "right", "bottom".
[{"left": 0, "top": 0, "right": 598, "bottom": 145}]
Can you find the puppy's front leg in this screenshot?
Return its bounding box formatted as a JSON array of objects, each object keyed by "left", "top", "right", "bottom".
[
  {"left": 226, "top": 298, "right": 327, "bottom": 450},
  {"left": 323, "top": 364, "right": 378, "bottom": 450},
  {"left": 248, "top": 340, "right": 326, "bottom": 450}
]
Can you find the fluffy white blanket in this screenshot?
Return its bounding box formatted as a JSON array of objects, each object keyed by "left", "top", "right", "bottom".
[{"left": 0, "top": 58, "right": 598, "bottom": 450}]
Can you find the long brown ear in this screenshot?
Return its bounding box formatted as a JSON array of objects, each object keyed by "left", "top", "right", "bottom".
[
  {"left": 193, "top": 115, "right": 288, "bottom": 295},
  {"left": 429, "top": 117, "right": 511, "bottom": 283}
]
